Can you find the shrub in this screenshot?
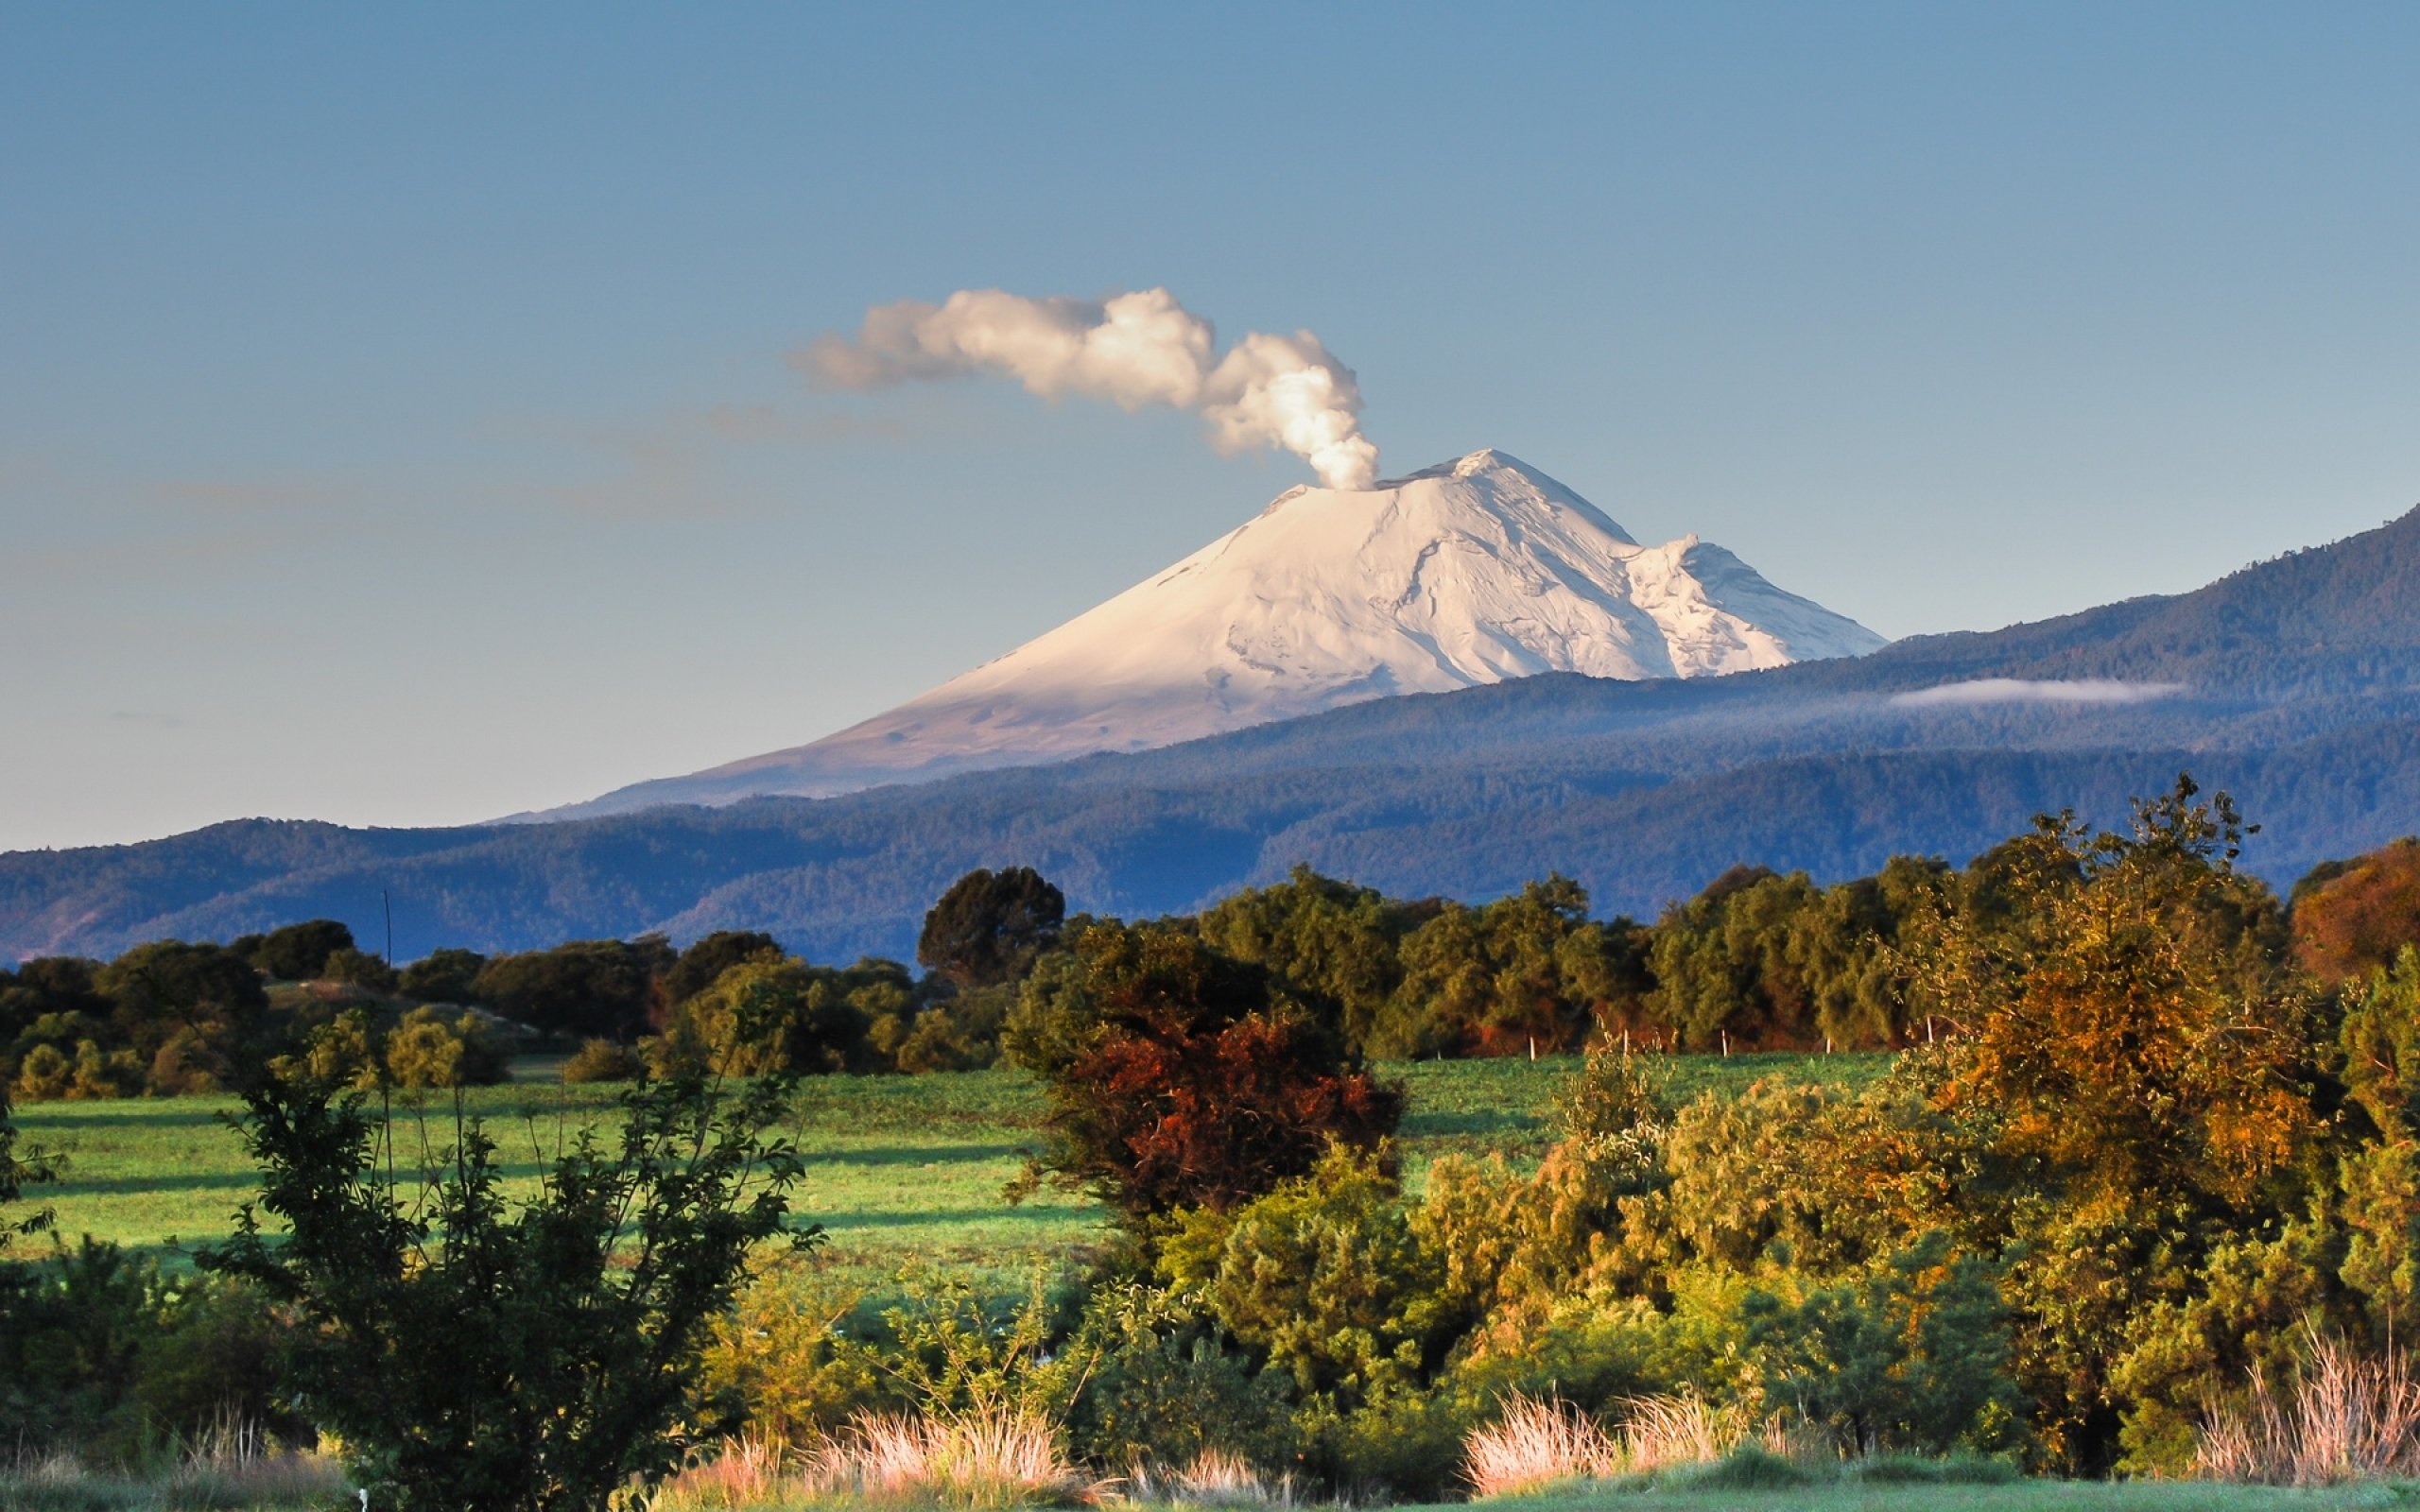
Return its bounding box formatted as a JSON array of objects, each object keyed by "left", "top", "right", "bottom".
[
  {"left": 1060, "top": 1284, "right": 1293, "bottom": 1477},
  {"left": 1160, "top": 1146, "right": 1447, "bottom": 1403},
  {"left": 384, "top": 1005, "right": 509, "bottom": 1088},
  {"left": 322, "top": 946, "right": 399, "bottom": 993},
  {"left": 1741, "top": 1230, "right": 2029, "bottom": 1455},
  {"left": 696, "top": 1258, "right": 889, "bottom": 1446},
  {"left": 199, "top": 1070, "right": 814, "bottom": 1512},
  {"left": 1669, "top": 1442, "right": 1810, "bottom": 1489},
  {"left": 561, "top": 1037, "right": 646, "bottom": 1083}
]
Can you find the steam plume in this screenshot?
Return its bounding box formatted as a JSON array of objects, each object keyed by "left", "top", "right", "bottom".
[{"left": 800, "top": 288, "right": 1381, "bottom": 490}]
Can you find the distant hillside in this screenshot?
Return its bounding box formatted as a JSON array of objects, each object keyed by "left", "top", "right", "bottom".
[{"left": 6, "top": 505, "right": 2417, "bottom": 964}]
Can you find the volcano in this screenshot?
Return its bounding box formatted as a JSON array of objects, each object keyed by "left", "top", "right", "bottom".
[{"left": 553, "top": 450, "right": 1886, "bottom": 816}]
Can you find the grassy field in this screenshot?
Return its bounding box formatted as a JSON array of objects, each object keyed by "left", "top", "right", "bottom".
[{"left": 9, "top": 1052, "right": 1889, "bottom": 1288}]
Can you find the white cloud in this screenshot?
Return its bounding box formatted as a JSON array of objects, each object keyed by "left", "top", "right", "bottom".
[{"left": 1891, "top": 678, "right": 2187, "bottom": 708}]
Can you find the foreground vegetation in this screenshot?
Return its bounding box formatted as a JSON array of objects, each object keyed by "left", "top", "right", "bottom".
[{"left": 8, "top": 782, "right": 2420, "bottom": 1509}]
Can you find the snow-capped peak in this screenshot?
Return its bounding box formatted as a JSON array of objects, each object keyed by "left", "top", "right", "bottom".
[{"left": 555, "top": 452, "right": 1887, "bottom": 816}]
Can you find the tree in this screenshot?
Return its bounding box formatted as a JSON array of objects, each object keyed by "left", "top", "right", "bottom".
[
  {"left": 0, "top": 1082, "right": 54, "bottom": 1250},
  {"left": 199, "top": 1071, "right": 814, "bottom": 1512},
  {"left": 323, "top": 946, "right": 399, "bottom": 993},
  {"left": 1390, "top": 876, "right": 1638, "bottom": 1056},
  {"left": 652, "top": 957, "right": 899, "bottom": 1077},
  {"left": 1013, "top": 922, "right": 1403, "bottom": 1218},
  {"left": 400, "top": 947, "right": 489, "bottom": 1005},
  {"left": 384, "top": 1006, "right": 510, "bottom": 1089},
  {"left": 93, "top": 940, "right": 274, "bottom": 1091},
  {"left": 660, "top": 931, "right": 784, "bottom": 1009},
  {"left": 2293, "top": 836, "right": 2420, "bottom": 987},
  {"left": 1743, "top": 1231, "right": 2027, "bottom": 1454},
  {"left": 1915, "top": 779, "right": 2310, "bottom": 1214},
  {"left": 1906, "top": 777, "right": 2314, "bottom": 1469},
  {"left": 1197, "top": 867, "right": 1424, "bottom": 1054},
  {"left": 251, "top": 919, "right": 356, "bottom": 981},
  {"left": 919, "top": 868, "right": 1065, "bottom": 991},
  {"left": 472, "top": 937, "right": 675, "bottom": 1040}
]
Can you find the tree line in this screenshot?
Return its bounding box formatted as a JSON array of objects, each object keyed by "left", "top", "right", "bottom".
[{"left": 9, "top": 827, "right": 2420, "bottom": 1103}]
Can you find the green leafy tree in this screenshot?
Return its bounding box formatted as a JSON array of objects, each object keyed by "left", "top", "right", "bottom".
[
  {"left": 918, "top": 867, "right": 1065, "bottom": 991},
  {"left": 1743, "top": 1230, "right": 2028, "bottom": 1454},
  {"left": 1389, "top": 877, "right": 1642, "bottom": 1056},
  {"left": 399, "top": 947, "right": 489, "bottom": 1005},
  {"left": 95, "top": 939, "right": 273, "bottom": 1088},
  {"left": 473, "top": 936, "right": 674, "bottom": 1040},
  {"left": 1198, "top": 867, "right": 1423, "bottom": 1054},
  {"left": 384, "top": 1006, "right": 510, "bottom": 1089},
  {"left": 323, "top": 946, "right": 399, "bottom": 993},
  {"left": 1160, "top": 1145, "right": 1450, "bottom": 1403},
  {"left": 251, "top": 919, "right": 356, "bottom": 981},
  {"left": 0, "top": 1080, "right": 54, "bottom": 1249},
  {"left": 659, "top": 930, "right": 784, "bottom": 1008},
  {"left": 199, "top": 1071, "right": 815, "bottom": 1512},
  {"left": 1905, "top": 777, "right": 2315, "bottom": 1469},
  {"left": 652, "top": 957, "right": 898, "bottom": 1076}
]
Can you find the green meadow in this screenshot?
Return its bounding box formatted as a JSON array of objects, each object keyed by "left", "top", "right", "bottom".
[{"left": 9, "top": 1053, "right": 1888, "bottom": 1288}]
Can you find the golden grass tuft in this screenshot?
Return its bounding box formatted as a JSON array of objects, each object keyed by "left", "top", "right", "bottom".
[
  {"left": 804, "top": 1406, "right": 1101, "bottom": 1508},
  {"left": 1462, "top": 1391, "right": 1755, "bottom": 1499},
  {"left": 649, "top": 1435, "right": 802, "bottom": 1510},
  {"left": 1462, "top": 1393, "right": 1621, "bottom": 1498},
  {"left": 2196, "top": 1332, "right": 2420, "bottom": 1485},
  {"left": 1123, "top": 1448, "right": 1292, "bottom": 1507}
]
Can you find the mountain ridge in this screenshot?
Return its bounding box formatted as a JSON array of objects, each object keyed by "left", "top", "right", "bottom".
[{"left": 5, "top": 500, "right": 2416, "bottom": 964}]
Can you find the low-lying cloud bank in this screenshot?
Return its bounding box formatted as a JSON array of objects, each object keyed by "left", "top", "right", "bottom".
[{"left": 1891, "top": 678, "right": 2187, "bottom": 709}]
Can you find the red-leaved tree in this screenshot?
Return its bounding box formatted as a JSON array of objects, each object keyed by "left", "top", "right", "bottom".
[{"left": 1015, "top": 922, "right": 1402, "bottom": 1218}]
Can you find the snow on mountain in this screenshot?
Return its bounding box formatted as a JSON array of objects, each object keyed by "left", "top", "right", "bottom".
[{"left": 553, "top": 450, "right": 1886, "bottom": 816}]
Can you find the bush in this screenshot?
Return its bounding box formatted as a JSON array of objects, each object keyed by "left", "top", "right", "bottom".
[
  {"left": 560, "top": 1038, "right": 645, "bottom": 1084},
  {"left": 322, "top": 946, "right": 399, "bottom": 993},
  {"left": 199, "top": 1070, "right": 816, "bottom": 1512},
  {"left": 1059, "top": 1284, "right": 1294, "bottom": 1476},
  {"left": 696, "top": 1258, "right": 889, "bottom": 1446},
  {"left": 1742, "top": 1231, "right": 2028, "bottom": 1456},
  {"left": 251, "top": 919, "right": 355, "bottom": 982},
  {"left": 1161, "top": 1146, "right": 1447, "bottom": 1403},
  {"left": 384, "top": 1006, "right": 509, "bottom": 1089},
  {"left": 398, "top": 947, "right": 487, "bottom": 1005},
  {"left": 1668, "top": 1442, "right": 1809, "bottom": 1490},
  {"left": 0, "top": 1237, "right": 302, "bottom": 1464}
]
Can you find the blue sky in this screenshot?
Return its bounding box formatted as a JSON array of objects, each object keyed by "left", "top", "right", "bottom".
[{"left": 5, "top": 3, "right": 2417, "bottom": 849}]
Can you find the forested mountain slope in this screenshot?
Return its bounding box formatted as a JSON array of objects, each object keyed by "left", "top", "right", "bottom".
[{"left": 6, "top": 505, "right": 2417, "bottom": 963}]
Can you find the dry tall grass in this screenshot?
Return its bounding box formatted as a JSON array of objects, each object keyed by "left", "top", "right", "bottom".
[
  {"left": 0, "top": 1418, "right": 350, "bottom": 1511},
  {"left": 649, "top": 1435, "right": 803, "bottom": 1510},
  {"left": 1461, "top": 1391, "right": 1750, "bottom": 1498},
  {"left": 1123, "top": 1449, "right": 1292, "bottom": 1507},
  {"left": 805, "top": 1406, "right": 1100, "bottom": 1508},
  {"left": 2196, "top": 1333, "right": 2420, "bottom": 1485}
]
